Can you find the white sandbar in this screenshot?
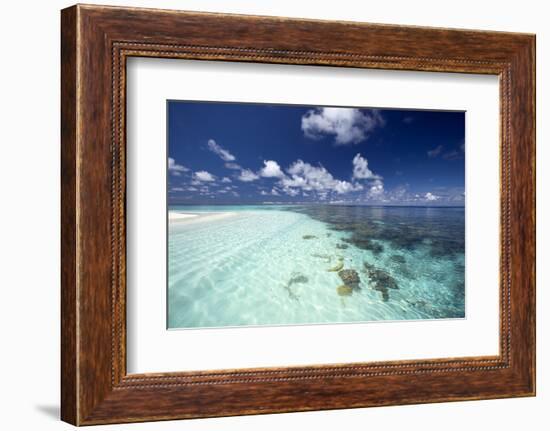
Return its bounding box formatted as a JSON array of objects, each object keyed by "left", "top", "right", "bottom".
[{"left": 168, "top": 211, "right": 237, "bottom": 224}]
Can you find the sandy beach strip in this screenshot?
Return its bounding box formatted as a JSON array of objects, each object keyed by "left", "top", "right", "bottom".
[{"left": 169, "top": 211, "right": 237, "bottom": 224}]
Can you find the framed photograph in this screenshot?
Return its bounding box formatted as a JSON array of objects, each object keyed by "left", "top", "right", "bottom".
[{"left": 61, "top": 4, "right": 536, "bottom": 425}]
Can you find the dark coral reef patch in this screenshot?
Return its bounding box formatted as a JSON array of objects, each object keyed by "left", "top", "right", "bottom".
[{"left": 364, "top": 262, "right": 398, "bottom": 301}]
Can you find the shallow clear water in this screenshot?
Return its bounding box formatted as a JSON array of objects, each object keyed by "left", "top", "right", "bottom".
[{"left": 168, "top": 205, "right": 465, "bottom": 329}]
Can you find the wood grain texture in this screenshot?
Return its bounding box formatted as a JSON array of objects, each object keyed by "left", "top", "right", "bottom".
[{"left": 60, "top": 4, "right": 536, "bottom": 425}]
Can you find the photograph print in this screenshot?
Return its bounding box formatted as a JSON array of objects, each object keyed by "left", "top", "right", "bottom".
[{"left": 167, "top": 101, "right": 465, "bottom": 329}]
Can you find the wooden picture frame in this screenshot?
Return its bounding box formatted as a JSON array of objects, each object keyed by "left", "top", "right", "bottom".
[{"left": 61, "top": 4, "right": 536, "bottom": 426}]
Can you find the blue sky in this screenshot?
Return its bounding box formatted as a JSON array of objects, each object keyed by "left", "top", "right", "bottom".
[{"left": 167, "top": 101, "right": 465, "bottom": 206}]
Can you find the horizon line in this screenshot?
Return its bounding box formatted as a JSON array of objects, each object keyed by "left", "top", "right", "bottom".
[{"left": 167, "top": 202, "right": 465, "bottom": 208}]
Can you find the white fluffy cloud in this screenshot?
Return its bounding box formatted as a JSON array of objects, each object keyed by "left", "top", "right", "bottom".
[
  {"left": 367, "top": 179, "right": 385, "bottom": 198},
  {"left": 280, "top": 160, "right": 362, "bottom": 196},
  {"left": 301, "top": 107, "right": 384, "bottom": 145},
  {"left": 194, "top": 170, "right": 216, "bottom": 182},
  {"left": 207, "top": 139, "right": 236, "bottom": 162},
  {"left": 238, "top": 169, "right": 260, "bottom": 182},
  {"left": 259, "top": 160, "right": 285, "bottom": 178},
  {"left": 168, "top": 157, "right": 189, "bottom": 176},
  {"left": 221, "top": 177, "right": 232, "bottom": 183},
  {"left": 349, "top": 183, "right": 463, "bottom": 205},
  {"left": 283, "top": 187, "right": 300, "bottom": 197},
  {"left": 352, "top": 153, "right": 379, "bottom": 180},
  {"left": 425, "top": 192, "right": 439, "bottom": 201}
]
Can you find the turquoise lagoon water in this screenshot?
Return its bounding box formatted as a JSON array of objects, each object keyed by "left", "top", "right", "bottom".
[{"left": 168, "top": 205, "right": 465, "bottom": 329}]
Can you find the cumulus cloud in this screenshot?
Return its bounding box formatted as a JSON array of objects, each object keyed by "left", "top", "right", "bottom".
[
  {"left": 358, "top": 184, "right": 463, "bottom": 205},
  {"left": 221, "top": 177, "right": 232, "bottom": 183},
  {"left": 194, "top": 170, "right": 216, "bottom": 182},
  {"left": 280, "top": 160, "right": 362, "bottom": 196},
  {"left": 367, "top": 179, "right": 384, "bottom": 198},
  {"left": 334, "top": 181, "right": 363, "bottom": 194},
  {"left": 352, "top": 153, "right": 380, "bottom": 180},
  {"left": 168, "top": 157, "right": 189, "bottom": 176},
  {"left": 425, "top": 192, "right": 439, "bottom": 201},
  {"left": 387, "top": 184, "right": 408, "bottom": 201},
  {"left": 238, "top": 169, "right": 260, "bottom": 182},
  {"left": 427, "top": 145, "right": 444, "bottom": 158},
  {"left": 284, "top": 187, "right": 300, "bottom": 197},
  {"left": 301, "top": 107, "right": 384, "bottom": 145},
  {"left": 207, "top": 139, "right": 236, "bottom": 162},
  {"left": 259, "top": 160, "right": 285, "bottom": 178}
]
